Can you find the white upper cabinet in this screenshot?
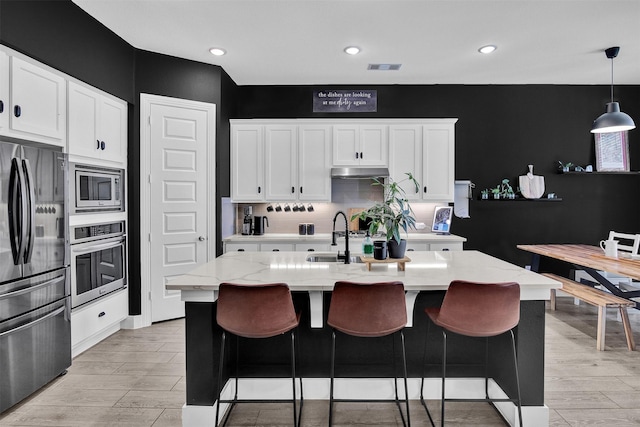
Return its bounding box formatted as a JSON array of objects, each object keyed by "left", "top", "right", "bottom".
[
  {"left": 421, "top": 123, "right": 455, "bottom": 201},
  {"left": 1, "top": 53, "right": 66, "bottom": 147},
  {"left": 231, "top": 124, "right": 265, "bottom": 202},
  {"left": 389, "top": 120, "right": 457, "bottom": 202},
  {"left": 389, "top": 124, "right": 423, "bottom": 201},
  {"left": 298, "top": 124, "right": 332, "bottom": 201},
  {"left": 68, "top": 81, "right": 127, "bottom": 166},
  {"left": 332, "top": 123, "right": 387, "bottom": 166},
  {"left": 231, "top": 120, "right": 332, "bottom": 202},
  {"left": 0, "top": 50, "right": 8, "bottom": 132},
  {"left": 265, "top": 124, "right": 298, "bottom": 201}
]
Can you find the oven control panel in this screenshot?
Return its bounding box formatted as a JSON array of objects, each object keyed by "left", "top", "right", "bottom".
[{"left": 72, "top": 221, "right": 125, "bottom": 243}]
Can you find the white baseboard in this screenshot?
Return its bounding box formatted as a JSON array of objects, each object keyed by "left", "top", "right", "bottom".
[{"left": 181, "top": 377, "right": 549, "bottom": 427}]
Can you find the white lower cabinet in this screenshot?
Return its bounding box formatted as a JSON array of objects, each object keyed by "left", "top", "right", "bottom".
[
  {"left": 430, "top": 242, "right": 463, "bottom": 251},
  {"left": 71, "top": 289, "right": 128, "bottom": 357},
  {"left": 224, "top": 243, "right": 260, "bottom": 252},
  {"left": 296, "top": 243, "right": 331, "bottom": 252},
  {"left": 406, "top": 242, "right": 429, "bottom": 251},
  {"left": 261, "top": 243, "right": 294, "bottom": 252}
]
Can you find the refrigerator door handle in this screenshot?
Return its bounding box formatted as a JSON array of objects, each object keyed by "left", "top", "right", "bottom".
[
  {"left": 22, "top": 159, "right": 36, "bottom": 264},
  {"left": 8, "top": 158, "right": 28, "bottom": 265}
]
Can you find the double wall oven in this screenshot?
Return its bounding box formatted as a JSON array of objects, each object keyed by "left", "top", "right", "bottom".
[{"left": 70, "top": 221, "right": 127, "bottom": 309}]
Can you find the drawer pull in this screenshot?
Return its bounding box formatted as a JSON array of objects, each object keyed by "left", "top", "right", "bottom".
[{"left": 98, "top": 311, "right": 106, "bottom": 318}]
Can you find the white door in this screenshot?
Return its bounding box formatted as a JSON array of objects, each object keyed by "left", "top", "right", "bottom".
[
  {"left": 359, "top": 124, "right": 387, "bottom": 166},
  {"left": 145, "top": 96, "right": 215, "bottom": 323}
]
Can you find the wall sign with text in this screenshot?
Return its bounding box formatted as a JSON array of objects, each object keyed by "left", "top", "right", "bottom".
[{"left": 313, "top": 90, "right": 377, "bottom": 112}]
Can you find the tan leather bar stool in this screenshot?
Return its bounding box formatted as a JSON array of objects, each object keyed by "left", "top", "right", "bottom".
[
  {"left": 215, "top": 283, "right": 302, "bottom": 427},
  {"left": 420, "top": 280, "right": 523, "bottom": 427},
  {"left": 327, "top": 281, "right": 411, "bottom": 427}
]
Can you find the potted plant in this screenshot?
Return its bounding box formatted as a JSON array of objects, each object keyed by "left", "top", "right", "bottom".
[
  {"left": 500, "top": 178, "right": 515, "bottom": 199},
  {"left": 351, "top": 173, "right": 419, "bottom": 259},
  {"left": 480, "top": 189, "right": 489, "bottom": 200},
  {"left": 490, "top": 185, "right": 501, "bottom": 199}
]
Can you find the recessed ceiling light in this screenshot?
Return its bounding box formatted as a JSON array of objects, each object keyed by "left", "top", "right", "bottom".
[
  {"left": 344, "top": 46, "right": 361, "bottom": 55},
  {"left": 478, "top": 45, "right": 497, "bottom": 54},
  {"left": 209, "top": 47, "right": 226, "bottom": 56}
]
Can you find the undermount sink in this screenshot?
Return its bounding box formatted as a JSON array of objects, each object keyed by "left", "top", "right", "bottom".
[{"left": 305, "top": 254, "right": 363, "bottom": 264}]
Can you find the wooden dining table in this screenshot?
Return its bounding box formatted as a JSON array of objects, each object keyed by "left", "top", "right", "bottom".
[{"left": 518, "top": 244, "right": 640, "bottom": 309}]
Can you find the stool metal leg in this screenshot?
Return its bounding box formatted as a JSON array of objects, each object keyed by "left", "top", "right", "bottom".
[
  {"left": 510, "top": 330, "right": 524, "bottom": 427},
  {"left": 400, "top": 331, "right": 411, "bottom": 427},
  {"left": 329, "top": 330, "right": 336, "bottom": 427},
  {"left": 215, "top": 331, "right": 227, "bottom": 427},
  {"left": 441, "top": 330, "right": 447, "bottom": 427},
  {"left": 420, "top": 320, "right": 436, "bottom": 427}
]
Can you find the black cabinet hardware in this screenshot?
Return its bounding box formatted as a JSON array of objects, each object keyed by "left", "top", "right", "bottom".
[{"left": 14, "top": 105, "right": 21, "bottom": 117}]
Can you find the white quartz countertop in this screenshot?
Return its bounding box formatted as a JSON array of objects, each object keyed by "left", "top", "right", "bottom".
[
  {"left": 223, "top": 232, "right": 466, "bottom": 243},
  {"left": 167, "top": 250, "right": 559, "bottom": 300}
]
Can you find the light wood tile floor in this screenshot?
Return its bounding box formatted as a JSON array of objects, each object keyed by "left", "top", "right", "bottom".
[{"left": 1, "top": 298, "right": 639, "bottom": 426}]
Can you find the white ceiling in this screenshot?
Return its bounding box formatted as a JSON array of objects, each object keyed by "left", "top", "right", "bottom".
[{"left": 73, "top": 0, "right": 640, "bottom": 86}]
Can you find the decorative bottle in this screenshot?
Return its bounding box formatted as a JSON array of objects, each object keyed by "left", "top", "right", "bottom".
[{"left": 362, "top": 231, "right": 374, "bottom": 257}]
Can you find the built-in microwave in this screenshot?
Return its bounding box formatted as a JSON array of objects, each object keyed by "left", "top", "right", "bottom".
[{"left": 71, "top": 163, "right": 124, "bottom": 213}]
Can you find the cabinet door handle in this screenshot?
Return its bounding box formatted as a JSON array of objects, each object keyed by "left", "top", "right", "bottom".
[
  {"left": 307, "top": 248, "right": 315, "bottom": 251},
  {"left": 0, "top": 100, "right": 4, "bottom": 113},
  {"left": 360, "top": 152, "right": 363, "bottom": 159},
  {"left": 14, "top": 105, "right": 21, "bottom": 117},
  {"left": 423, "top": 186, "right": 427, "bottom": 193},
  {"left": 355, "top": 152, "right": 359, "bottom": 159},
  {"left": 258, "top": 186, "right": 261, "bottom": 194},
  {"left": 97, "top": 140, "right": 101, "bottom": 149},
  {"left": 300, "top": 186, "right": 303, "bottom": 194},
  {"left": 98, "top": 311, "right": 106, "bottom": 318},
  {"left": 272, "top": 248, "right": 280, "bottom": 251},
  {"left": 238, "top": 248, "right": 245, "bottom": 252},
  {"left": 291, "top": 186, "right": 295, "bottom": 194},
  {"left": 101, "top": 141, "right": 106, "bottom": 150}
]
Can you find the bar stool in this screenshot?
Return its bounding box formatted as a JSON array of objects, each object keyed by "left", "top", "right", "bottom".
[
  {"left": 215, "top": 283, "right": 302, "bottom": 427},
  {"left": 420, "top": 280, "right": 523, "bottom": 427},
  {"left": 327, "top": 281, "right": 411, "bottom": 427}
]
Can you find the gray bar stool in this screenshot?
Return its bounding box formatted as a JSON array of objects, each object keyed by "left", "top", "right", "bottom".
[
  {"left": 215, "top": 282, "right": 302, "bottom": 427},
  {"left": 420, "top": 280, "right": 523, "bottom": 427},
  {"left": 327, "top": 280, "right": 411, "bottom": 427}
]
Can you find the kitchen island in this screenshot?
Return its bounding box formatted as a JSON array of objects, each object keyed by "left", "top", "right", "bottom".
[{"left": 167, "top": 250, "right": 559, "bottom": 427}]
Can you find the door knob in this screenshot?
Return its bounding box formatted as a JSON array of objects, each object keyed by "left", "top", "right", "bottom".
[{"left": 198, "top": 236, "right": 206, "bottom": 241}]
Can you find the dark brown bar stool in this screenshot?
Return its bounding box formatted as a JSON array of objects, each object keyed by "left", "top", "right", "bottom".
[
  {"left": 420, "top": 280, "right": 523, "bottom": 427},
  {"left": 215, "top": 283, "right": 302, "bottom": 427},
  {"left": 327, "top": 281, "right": 411, "bottom": 427}
]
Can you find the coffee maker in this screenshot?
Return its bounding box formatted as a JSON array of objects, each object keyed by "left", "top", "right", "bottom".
[{"left": 242, "top": 206, "right": 253, "bottom": 235}]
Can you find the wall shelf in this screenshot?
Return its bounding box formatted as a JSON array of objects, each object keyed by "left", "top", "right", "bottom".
[
  {"left": 476, "top": 197, "right": 562, "bottom": 202},
  {"left": 557, "top": 171, "right": 640, "bottom": 175}
]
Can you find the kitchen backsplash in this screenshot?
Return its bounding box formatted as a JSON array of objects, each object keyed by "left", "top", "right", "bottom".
[{"left": 231, "top": 179, "right": 448, "bottom": 235}]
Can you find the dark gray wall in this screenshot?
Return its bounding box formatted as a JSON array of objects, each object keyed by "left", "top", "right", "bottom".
[{"left": 235, "top": 85, "right": 640, "bottom": 266}]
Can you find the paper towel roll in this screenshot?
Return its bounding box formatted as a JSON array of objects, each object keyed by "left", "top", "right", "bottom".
[{"left": 454, "top": 180, "right": 473, "bottom": 218}]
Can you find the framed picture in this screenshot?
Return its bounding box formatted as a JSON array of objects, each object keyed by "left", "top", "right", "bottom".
[
  {"left": 432, "top": 206, "right": 452, "bottom": 234},
  {"left": 595, "top": 131, "right": 630, "bottom": 172}
]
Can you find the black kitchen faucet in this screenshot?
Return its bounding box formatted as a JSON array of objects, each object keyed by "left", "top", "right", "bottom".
[{"left": 331, "top": 210, "right": 350, "bottom": 264}]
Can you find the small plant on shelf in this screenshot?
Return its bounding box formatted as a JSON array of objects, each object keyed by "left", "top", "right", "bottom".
[
  {"left": 490, "top": 185, "right": 501, "bottom": 199},
  {"left": 480, "top": 189, "right": 489, "bottom": 199},
  {"left": 501, "top": 178, "right": 516, "bottom": 199},
  {"left": 557, "top": 161, "right": 573, "bottom": 172}
]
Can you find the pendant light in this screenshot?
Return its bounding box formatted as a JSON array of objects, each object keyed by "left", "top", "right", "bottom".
[{"left": 591, "top": 46, "right": 636, "bottom": 134}]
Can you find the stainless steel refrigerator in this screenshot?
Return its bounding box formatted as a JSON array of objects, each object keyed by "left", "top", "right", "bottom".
[{"left": 0, "top": 140, "right": 70, "bottom": 413}]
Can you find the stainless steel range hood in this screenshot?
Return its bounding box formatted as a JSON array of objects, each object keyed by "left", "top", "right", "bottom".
[{"left": 331, "top": 167, "right": 389, "bottom": 179}]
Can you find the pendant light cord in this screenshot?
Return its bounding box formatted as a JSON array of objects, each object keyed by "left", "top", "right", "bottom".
[{"left": 610, "top": 57, "right": 615, "bottom": 103}]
